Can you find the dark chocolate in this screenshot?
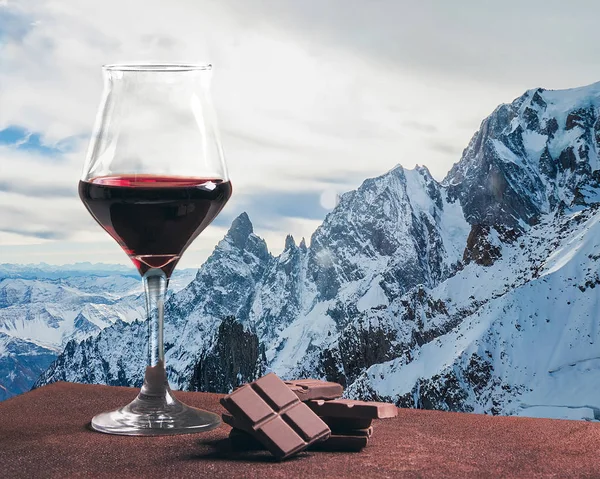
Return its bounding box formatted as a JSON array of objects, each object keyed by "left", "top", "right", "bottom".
[
  {"left": 306, "top": 399, "right": 398, "bottom": 419},
  {"left": 220, "top": 373, "right": 330, "bottom": 459},
  {"left": 284, "top": 379, "right": 343, "bottom": 401}
]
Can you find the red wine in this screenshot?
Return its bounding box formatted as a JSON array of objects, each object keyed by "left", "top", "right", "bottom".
[{"left": 79, "top": 175, "right": 232, "bottom": 277}]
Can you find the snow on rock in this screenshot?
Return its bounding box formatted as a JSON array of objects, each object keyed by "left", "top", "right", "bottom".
[{"left": 357, "top": 278, "right": 389, "bottom": 312}]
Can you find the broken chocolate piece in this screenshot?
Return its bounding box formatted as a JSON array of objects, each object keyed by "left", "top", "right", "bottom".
[
  {"left": 306, "top": 399, "right": 398, "bottom": 419},
  {"left": 220, "top": 373, "right": 330, "bottom": 459},
  {"left": 321, "top": 416, "right": 373, "bottom": 431},
  {"left": 284, "top": 379, "right": 343, "bottom": 401}
]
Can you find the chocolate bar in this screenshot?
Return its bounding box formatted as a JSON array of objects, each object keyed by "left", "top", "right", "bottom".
[
  {"left": 227, "top": 422, "right": 370, "bottom": 452},
  {"left": 306, "top": 399, "right": 398, "bottom": 419},
  {"left": 284, "top": 379, "right": 343, "bottom": 401},
  {"left": 224, "top": 413, "right": 372, "bottom": 452},
  {"left": 321, "top": 416, "right": 373, "bottom": 431},
  {"left": 220, "top": 373, "right": 330, "bottom": 459},
  {"left": 223, "top": 412, "right": 372, "bottom": 437}
]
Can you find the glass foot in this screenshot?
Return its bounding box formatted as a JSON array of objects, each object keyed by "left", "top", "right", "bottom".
[
  {"left": 91, "top": 388, "right": 221, "bottom": 436},
  {"left": 91, "top": 362, "right": 220, "bottom": 436}
]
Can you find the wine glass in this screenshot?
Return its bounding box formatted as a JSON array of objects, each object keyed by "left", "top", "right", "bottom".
[{"left": 79, "top": 63, "right": 232, "bottom": 435}]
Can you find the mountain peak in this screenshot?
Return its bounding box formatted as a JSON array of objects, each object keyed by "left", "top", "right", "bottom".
[
  {"left": 353, "top": 163, "right": 405, "bottom": 195},
  {"left": 443, "top": 80, "right": 600, "bottom": 229},
  {"left": 387, "top": 163, "right": 405, "bottom": 176},
  {"left": 284, "top": 234, "right": 296, "bottom": 250},
  {"left": 226, "top": 213, "right": 254, "bottom": 249},
  {"left": 414, "top": 164, "right": 433, "bottom": 178}
]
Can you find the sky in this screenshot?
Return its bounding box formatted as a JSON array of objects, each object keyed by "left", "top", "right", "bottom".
[{"left": 1, "top": 0, "right": 600, "bottom": 269}]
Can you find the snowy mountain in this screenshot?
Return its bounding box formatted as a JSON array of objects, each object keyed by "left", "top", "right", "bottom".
[
  {"left": 0, "top": 265, "right": 196, "bottom": 400},
  {"left": 37, "top": 81, "right": 600, "bottom": 420},
  {"left": 0, "top": 332, "right": 56, "bottom": 401}
]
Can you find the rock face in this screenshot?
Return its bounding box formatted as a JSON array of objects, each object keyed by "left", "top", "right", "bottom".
[
  {"left": 463, "top": 225, "right": 502, "bottom": 266},
  {"left": 188, "top": 316, "right": 266, "bottom": 393},
  {"left": 37, "top": 81, "right": 600, "bottom": 420}
]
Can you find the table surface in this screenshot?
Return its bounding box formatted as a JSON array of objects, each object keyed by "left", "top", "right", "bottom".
[{"left": 1, "top": 382, "right": 600, "bottom": 478}]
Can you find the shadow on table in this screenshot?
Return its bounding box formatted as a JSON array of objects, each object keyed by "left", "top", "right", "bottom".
[{"left": 184, "top": 438, "right": 308, "bottom": 464}]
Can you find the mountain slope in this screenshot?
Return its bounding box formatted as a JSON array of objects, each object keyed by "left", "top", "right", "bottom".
[
  {"left": 349, "top": 205, "right": 600, "bottom": 419},
  {"left": 0, "top": 332, "right": 57, "bottom": 401}
]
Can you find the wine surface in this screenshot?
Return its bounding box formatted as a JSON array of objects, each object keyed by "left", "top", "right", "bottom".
[{"left": 79, "top": 175, "right": 232, "bottom": 277}]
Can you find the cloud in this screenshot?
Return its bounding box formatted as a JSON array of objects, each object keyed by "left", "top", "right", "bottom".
[
  {"left": 402, "top": 121, "right": 438, "bottom": 134},
  {"left": 0, "top": 179, "right": 75, "bottom": 198},
  {"left": 428, "top": 140, "right": 463, "bottom": 156},
  {"left": 0, "top": 227, "right": 67, "bottom": 240},
  {"left": 0, "top": 199, "right": 93, "bottom": 241},
  {"left": 222, "top": 0, "right": 600, "bottom": 89},
  {"left": 139, "top": 34, "right": 179, "bottom": 50},
  {"left": 0, "top": 0, "right": 511, "bottom": 192},
  {"left": 1, "top": 0, "right": 599, "bottom": 267},
  {"left": 222, "top": 127, "right": 312, "bottom": 154}
]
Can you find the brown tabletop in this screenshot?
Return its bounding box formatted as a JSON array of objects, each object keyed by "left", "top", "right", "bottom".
[{"left": 1, "top": 382, "right": 599, "bottom": 478}]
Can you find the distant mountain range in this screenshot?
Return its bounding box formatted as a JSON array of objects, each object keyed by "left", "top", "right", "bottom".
[
  {"left": 0, "top": 264, "right": 196, "bottom": 400},
  {"left": 15, "top": 81, "right": 600, "bottom": 420}
]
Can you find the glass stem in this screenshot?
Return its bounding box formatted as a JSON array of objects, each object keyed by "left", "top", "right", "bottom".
[{"left": 141, "top": 268, "right": 168, "bottom": 397}]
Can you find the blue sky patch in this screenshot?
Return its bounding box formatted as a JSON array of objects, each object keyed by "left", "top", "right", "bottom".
[
  {"left": 0, "top": 125, "right": 83, "bottom": 156},
  {"left": 0, "top": 9, "right": 34, "bottom": 43},
  {"left": 212, "top": 190, "right": 330, "bottom": 235}
]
